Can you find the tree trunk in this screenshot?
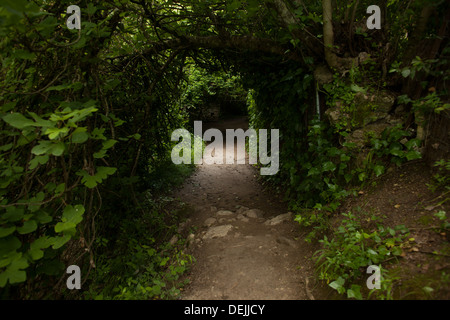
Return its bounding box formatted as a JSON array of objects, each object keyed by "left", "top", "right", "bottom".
[
  {"left": 322, "top": 0, "right": 337, "bottom": 69},
  {"left": 322, "top": 0, "right": 357, "bottom": 72}
]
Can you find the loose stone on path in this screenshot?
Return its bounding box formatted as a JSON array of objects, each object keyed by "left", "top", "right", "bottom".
[
  {"left": 264, "top": 212, "right": 292, "bottom": 226},
  {"left": 203, "top": 224, "right": 233, "bottom": 240}
]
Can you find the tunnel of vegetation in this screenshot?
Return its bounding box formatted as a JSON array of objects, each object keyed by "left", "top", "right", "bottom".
[{"left": 0, "top": 0, "right": 449, "bottom": 299}]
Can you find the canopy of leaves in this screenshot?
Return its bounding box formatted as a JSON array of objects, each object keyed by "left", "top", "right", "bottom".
[{"left": 0, "top": 0, "right": 448, "bottom": 298}]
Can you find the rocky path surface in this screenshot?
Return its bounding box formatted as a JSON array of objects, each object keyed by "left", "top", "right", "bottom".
[{"left": 173, "top": 117, "right": 319, "bottom": 300}]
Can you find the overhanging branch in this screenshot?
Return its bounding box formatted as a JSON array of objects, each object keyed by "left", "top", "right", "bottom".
[{"left": 142, "top": 35, "right": 305, "bottom": 64}]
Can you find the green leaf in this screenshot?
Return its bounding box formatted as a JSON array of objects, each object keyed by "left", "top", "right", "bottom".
[
  {"left": 405, "top": 138, "right": 421, "bottom": 149},
  {"left": 28, "top": 236, "right": 53, "bottom": 261},
  {"left": 358, "top": 172, "right": 367, "bottom": 182},
  {"left": 51, "top": 235, "right": 71, "bottom": 249},
  {"left": 340, "top": 154, "right": 351, "bottom": 162},
  {"left": 388, "top": 228, "right": 396, "bottom": 236},
  {"left": 391, "top": 246, "right": 402, "bottom": 256},
  {"left": 322, "top": 161, "right": 336, "bottom": 172},
  {"left": 71, "top": 127, "right": 89, "bottom": 144},
  {"left": 0, "top": 254, "right": 28, "bottom": 287},
  {"left": 28, "top": 112, "right": 53, "bottom": 128},
  {"left": 2, "top": 113, "right": 35, "bottom": 129},
  {"left": 329, "top": 277, "right": 345, "bottom": 294},
  {"left": 406, "top": 150, "right": 422, "bottom": 161},
  {"left": 77, "top": 167, "right": 117, "bottom": 188},
  {"left": 347, "top": 285, "right": 363, "bottom": 300},
  {"left": 0, "top": 226, "right": 16, "bottom": 238},
  {"left": 45, "top": 82, "right": 82, "bottom": 92},
  {"left": 4, "top": 207, "right": 25, "bottom": 222},
  {"left": 0, "top": 236, "right": 21, "bottom": 257},
  {"left": 152, "top": 285, "right": 161, "bottom": 296},
  {"left": 31, "top": 141, "right": 65, "bottom": 156},
  {"left": 385, "top": 238, "right": 396, "bottom": 247},
  {"left": 344, "top": 174, "right": 353, "bottom": 183},
  {"left": 28, "top": 247, "right": 44, "bottom": 261},
  {"left": 401, "top": 68, "right": 411, "bottom": 78},
  {"left": 102, "top": 139, "right": 117, "bottom": 150},
  {"left": 93, "top": 150, "right": 106, "bottom": 159},
  {"left": 67, "top": 105, "right": 98, "bottom": 124},
  {"left": 50, "top": 141, "right": 65, "bottom": 156},
  {"left": 54, "top": 205, "right": 85, "bottom": 233},
  {"left": 29, "top": 155, "right": 49, "bottom": 170},
  {"left": 307, "top": 167, "right": 320, "bottom": 177},
  {"left": 17, "top": 220, "right": 37, "bottom": 234},
  {"left": 96, "top": 166, "right": 117, "bottom": 180},
  {"left": 86, "top": 3, "right": 97, "bottom": 14},
  {"left": 390, "top": 149, "right": 404, "bottom": 157},
  {"left": 434, "top": 210, "right": 446, "bottom": 221},
  {"left": 45, "top": 127, "right": 69, "bottom": 140},
  {"left": 54, "top": 183, "right": 65, "bottom": 195},
  {"left": 31, "top": 141, "right": 52, "bottom": 155},
  {"left": 130, "top": 133, "right": 141, "bottom": 140},
  {"left": 373, "top": 165, "right": 385, "bottom": 177},
  {"left": 1, "top": 0, "right": 28, "bottom": 17},
  {"left": 34, "top": 210, "right": 52, "bottom": 224},
  {"left": 14, "top": 49, "right": 36, "bottom": 60},
  {"left": 91, "top": 128, "right": 107, "bottom": 140},
  {"left": 422, "top": 286, "right": 434, "bottom": 294},
  {"left": 77, "top": 170, "right": 102, "bottom": 188},
  {"left": 28, "top": 192, "right": 45, "bottom": 212},
  {"left": 350, "top": 84, "right": 366, "bottom": 93}
]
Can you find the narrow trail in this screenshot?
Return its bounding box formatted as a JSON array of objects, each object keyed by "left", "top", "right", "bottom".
[{"left": 175, "top": 117, "right": 320, "bottom": 300}]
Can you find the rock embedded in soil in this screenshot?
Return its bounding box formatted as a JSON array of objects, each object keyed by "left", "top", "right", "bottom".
[
  {"left": 276, "top": 236, "right": 298, "bottom": 249},
  {"left": 236, "top": 206, "right": 249, "bottom": 215},
  {"left": 203, "top": 225, "right": 233, "bottom": 240},
  {"left": 216, "top": 210, "right": 234, "bottom": 216},
  {"left": 237, "top": 214, "right": 249, "bottom": 222},
  {"left": 187, "top": 234, "right": 195, "bottom": 247},
  {"left": 264, "top": 213, "right": 292, "bottom": 226},
  {"left": 243, "top": 209, "right": 264, "bottom": 219},
  {"left": 204, "top": 217, "right": 217, "bottom": 227}
]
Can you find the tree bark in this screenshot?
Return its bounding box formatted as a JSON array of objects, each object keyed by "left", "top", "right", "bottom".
[
  {"left": 322, "top": 0, "right": 357, "bottom": 72},
  {"left": 322, "top": 0, "right": 337, "bottom": 69}
]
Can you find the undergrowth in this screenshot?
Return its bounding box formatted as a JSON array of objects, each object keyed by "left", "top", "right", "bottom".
[
  {"left": 81, "top": 161, "right": 196, "bottom": 300},
  {"left": 313, "top": 209, "right": 410, "bottom": 300}
]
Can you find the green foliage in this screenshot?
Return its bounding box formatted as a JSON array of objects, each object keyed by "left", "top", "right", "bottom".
[
  {"left": 368, "top": 125, "right": 422, "bottom": 166},
  {"left": 0, "top": 0, "right": 190, "bottom": 297},
  {"left": 292, "top": 118, "right": 353, "bottom": 209},
  {"left": 0, "top": 101, "right": 106, "bottom": 288},
  {"left": 315, "top": 211, "right": 410, "bottom": 299},
  {"left": 84, "top": 231, "right": 193, "bottom": 300},
  {"left": 244, "top": 60, "right": 314, "bottom": 198},
  {"left": 426, "top": 159, "right": 450, "bottom": 210},
  {"left": 397, "top": 92, "right": 450, "bottom": 115},
  {"left": 322, "top": 74, "right": 359, "bottom": 132},
  {"left": 0, "top": 0, "right": 447, "bottom": 300},
  {"left": 428, "top": 159, "right": 450, "bottom": 193},
  {"left": 434, "top": 210, "right": 450, "bottom": 231},
  {"left": 180, "top": 65, "right": 247, "bottom": 119},
  {"left": 83, "top": 160, "right": 195, "bottom": 300},
  {"left": 390, "top": 55, "right": 450, "bottom": 86},
  {"left": 293, "top": 121, "right": 422, "bottom": 241}
]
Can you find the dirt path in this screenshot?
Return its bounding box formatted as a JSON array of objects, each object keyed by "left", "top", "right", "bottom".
[{"left": 174, "top": 117, "right": 320, "bottom": 300}]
